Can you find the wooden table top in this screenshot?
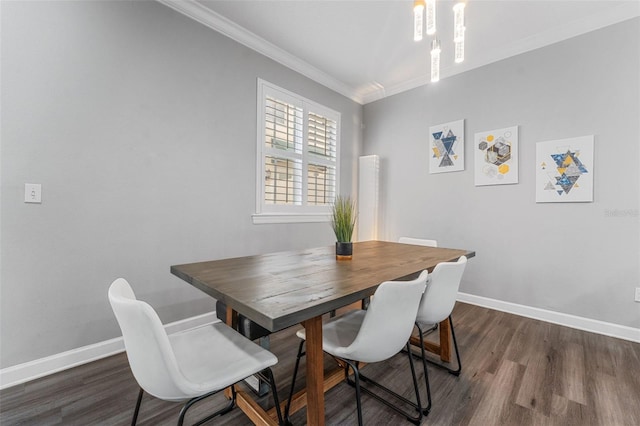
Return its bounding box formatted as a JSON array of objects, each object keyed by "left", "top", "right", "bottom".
[{"left": 171, "top": 240, "right": 474, "bottom": 332}]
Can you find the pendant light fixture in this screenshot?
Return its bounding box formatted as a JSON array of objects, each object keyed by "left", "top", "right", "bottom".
[
  {"left": 425, "top": 0, "right": 436, "bottom": 35},
  {"left": 453, "top": 2, "right": 466, "bottom": 63},
  {"left": 413, "top": 0, "right": 425, "bottom": 42},
  {"left": 413, "top": 1, "right": 466, "bottom": 82},
  {"left": 430, "top": 38, "right": 441, "bottom": 82}
]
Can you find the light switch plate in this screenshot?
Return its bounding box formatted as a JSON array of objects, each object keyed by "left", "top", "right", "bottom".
[{"left": 24, "top": 183, "right": 42, "bottom": 203}]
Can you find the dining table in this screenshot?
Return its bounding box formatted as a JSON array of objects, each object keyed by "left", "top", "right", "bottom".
[{"left": 171, "top": 240, "right": 475, "bottom": 425}]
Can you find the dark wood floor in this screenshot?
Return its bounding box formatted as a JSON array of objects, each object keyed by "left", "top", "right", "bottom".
[{"left": 2, "top": 302, "right": 640, "bottom": 425}]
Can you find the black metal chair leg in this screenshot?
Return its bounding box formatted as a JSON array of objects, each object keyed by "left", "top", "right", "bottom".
[
  {"left": 131, "top": 387, "right": 144, "bottom": 426},
  {"left": 254, "top": 367, "right": 285, "bottom": 426},
  {"left": 344, "top": 349, "right": 424, "bottom": 425},
  {"left": 415, "top": 316, "right": 462, "bottom": 376},
  {"left": 449, "top": 315, "right": 462, "bottom": 375},
  {"left": 405, "top": 341, "right": 424, "bottom": 422},
  {"left": 284, "top": 339, "right": 306, "bottom": 422},
  {"left": 178, "top": 386, "right": 236, "bottom": 426},
  {"left": 424, "top": 323, "right": 438, "bottom": 334},
  {"left": 343, "top": 360, "right": 364, "bottom": 426},
  {"left": 287, "top": 334, "right": 430, "bottom": 425},
  {"left": 416, "top": 323, "right": 433, "bottom": 415}
]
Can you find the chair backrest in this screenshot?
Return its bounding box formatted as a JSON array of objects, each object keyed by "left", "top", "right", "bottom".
[
  {"left": 344, "top": 271, "right": 428, "bottom": 363},
  {"left": 108, "top": 278, "right": 189, "bottom": 401},
  {"left": 398, "top": 237, "right": 438, "bottom": 247},
  {"left": 416, "top": 256, "right": 467, "bottom": 325}
]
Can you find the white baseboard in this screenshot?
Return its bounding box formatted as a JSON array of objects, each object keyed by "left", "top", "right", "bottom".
[
  {"left": 457, "top": 292, "right": 640, "bottom": 343},
  {"left": 0, "top": 311, "right": 219, "bottom": 390},
  {"left": 3, "top": 296, "right": 639, "bottom": 390}
]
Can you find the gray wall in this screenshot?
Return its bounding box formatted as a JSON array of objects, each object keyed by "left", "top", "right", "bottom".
[
  {"left": 0, "top": 1, "right": 363, "bottom": 368},
  {"left": 364, "top": 18, "right": 640, "bottom": 328}
]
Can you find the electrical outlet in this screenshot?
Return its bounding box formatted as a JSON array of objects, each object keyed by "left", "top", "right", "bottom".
[{"left": 635, "top": 287, "right": 640, "bottom": 303}]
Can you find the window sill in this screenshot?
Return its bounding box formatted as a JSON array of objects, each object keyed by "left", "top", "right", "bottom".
[{"left": 252, "top": 213, "right": 331, "bottom": 224}]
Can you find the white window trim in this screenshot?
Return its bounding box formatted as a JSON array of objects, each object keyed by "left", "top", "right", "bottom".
[
  {"left": 251, "top": 212, "right": 332, "bottom": 224},
  {"left": 253, "top": 79, "right": 341, "bottom": 224}
]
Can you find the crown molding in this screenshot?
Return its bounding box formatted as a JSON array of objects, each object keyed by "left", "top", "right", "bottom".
[
  {"left": 361, "top": 76, "right": 427, "bottom": 105},
  {"left": 158, "top": 0, "right": 638, "bottom": 106},
  {"left": 157, "top": 0, "right": 363, "bottom": 104}
]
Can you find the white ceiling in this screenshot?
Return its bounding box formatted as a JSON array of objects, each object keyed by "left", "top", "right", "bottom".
[{"left": 159, "top": 0, "right": 639, "bottom": 104}]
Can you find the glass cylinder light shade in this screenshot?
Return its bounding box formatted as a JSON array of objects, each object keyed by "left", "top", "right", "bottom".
[
  {"left": 413, "top": 0, "right": 425, "bottom": 41},
  {"left": 425, "top": 0, "right": 436, "bottom": 35},
  {"left": 453, "top": 3, "right": 465, "bottom": 63},
  {"left": 430, "top": 38, "right": 441, "bottom": 82},
  {"left": 455, "top": 39, "right": 464, "bottom": 63},
  {"left": 453, "top": 3, "right": 465, "bottom": 42}
]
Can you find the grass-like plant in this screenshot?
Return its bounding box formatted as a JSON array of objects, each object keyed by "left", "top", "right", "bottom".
[{"left": 331, "top": 196, "right": 356, "bottom": 243}]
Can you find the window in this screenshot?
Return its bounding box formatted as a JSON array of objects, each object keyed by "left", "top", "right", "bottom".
[{"left": 254, "top": 79, "right": 340, "bottom": 223}]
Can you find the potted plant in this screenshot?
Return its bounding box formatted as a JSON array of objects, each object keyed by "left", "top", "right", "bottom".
[{"left": 331, "top": 195, "right": 356, "bottom": 260}]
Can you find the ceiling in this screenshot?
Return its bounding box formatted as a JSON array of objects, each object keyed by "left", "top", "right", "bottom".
[{"left": 159, "top": 0, "right": 639, "bottom": 104}]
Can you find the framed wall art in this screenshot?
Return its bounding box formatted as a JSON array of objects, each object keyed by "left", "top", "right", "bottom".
[
  {"left": 429, "top": 119, "right": 464, "bottom": 173},
  {"left": 536, "top": 135, "right": 594, "bottom": 203},
  {"left": 474, "top": 126, "right": 519, "bottom": 186}
]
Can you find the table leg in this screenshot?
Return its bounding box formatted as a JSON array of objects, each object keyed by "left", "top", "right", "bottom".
[
  {"left": 225, "top": 306, "right": 238, "bottom": 329},
  {"left": 439, "top": 318, "right": 451, "bottom": 363},
  {"left": 303, "top": 316, "right": 325, "bottom": 426},
  {"left": 223, "top": 306, "right": 238, "bottom": 400}
]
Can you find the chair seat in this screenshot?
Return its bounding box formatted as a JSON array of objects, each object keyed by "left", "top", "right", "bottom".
[
  {"left": 296, "top": 310, "right": 390, "bottom": 363},
  {"left": 167, "top": 322, "right": 277, "bottom": 400}
]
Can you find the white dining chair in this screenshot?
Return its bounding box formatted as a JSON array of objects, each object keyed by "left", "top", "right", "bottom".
[
  {"left": 398, "top": 236, "right": 439, "bottom": 335},
  {"left": 413, "top": 256, "right": 467, "bottom": 414},
  {"left": 285, "top": 271, "right": 429, "bottom": 425},
  {"left": 398, "top": 236, "right": 438, "bottom": 247},
  {"left": 108, "top": 278, "right": 284, "bottom": 426}
]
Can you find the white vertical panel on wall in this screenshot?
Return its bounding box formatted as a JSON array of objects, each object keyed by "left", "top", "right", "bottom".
[{"left": 357, "top": 155, "right": 379, "bottom": 241}]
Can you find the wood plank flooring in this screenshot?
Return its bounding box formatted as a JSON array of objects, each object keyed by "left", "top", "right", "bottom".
[{"left": 2, "top": 302, "right": 639, "bottom": 425}]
